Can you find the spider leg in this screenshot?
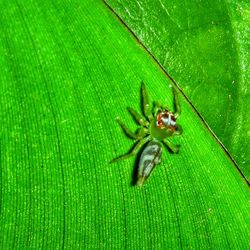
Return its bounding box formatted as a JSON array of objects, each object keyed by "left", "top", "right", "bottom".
[
  {"left": 128, "top": 107, "right": 149, "bottom": 127},
  {"left": 162, "top": 139, "right": 180, "bottom": 154},
  {"left": 153, "top": 101, "right": 170, "bottom": 117},
  {"left": 153, "top": 101, "right": 161, "bottom": 117},
  {"left": 141, "top": 82, "right": 153, "bottom": 121},
  {"left": 174, "top": 124, "right": 183, "bottom": 136},
  {"left": 110, "top": 136, "right": 150, "bottom": 163},
  {"left": 116, "top": 117, "right": 146, "bottom": 139},
  {"left": 173, "top": 87, "right": 181, "bottom": 119}
]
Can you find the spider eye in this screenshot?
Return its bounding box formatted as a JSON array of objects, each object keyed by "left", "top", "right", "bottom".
[{"left": 157, "top": 111, "right": 176, "bottom": 128}]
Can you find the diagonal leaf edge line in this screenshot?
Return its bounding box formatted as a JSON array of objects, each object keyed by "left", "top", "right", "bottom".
[{"left": 102, "top": 0, "right": 250, "bottom": 187}]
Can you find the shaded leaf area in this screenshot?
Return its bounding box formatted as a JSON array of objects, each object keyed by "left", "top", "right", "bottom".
[
  {"left": 0, "top": 0, "right": 249, "bottom": 249},
  {"left": 106, "top": 0, "right": 250, "bottom": 180}
]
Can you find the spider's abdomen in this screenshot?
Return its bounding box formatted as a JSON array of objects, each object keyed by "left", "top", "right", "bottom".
[{"left": 137, "top": 140, "right": 162, "bottom": 186}]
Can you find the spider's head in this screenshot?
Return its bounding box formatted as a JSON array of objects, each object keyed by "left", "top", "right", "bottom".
[{"left": 156, "top": 110, "right": 176, "bottom": 132}]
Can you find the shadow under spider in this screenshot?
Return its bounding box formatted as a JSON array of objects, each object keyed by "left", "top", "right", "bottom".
[{"left": 130, "top": 144, "right": 145, "bottom": 186}]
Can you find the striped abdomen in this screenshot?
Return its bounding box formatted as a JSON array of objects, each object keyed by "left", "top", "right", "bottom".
[{"left": 137, "top": 140, "right": 162, "bottom": 186}]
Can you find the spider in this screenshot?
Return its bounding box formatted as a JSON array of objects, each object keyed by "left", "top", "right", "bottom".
[{"left": 110, "top": 82, "right": 183, "bottom": 186}]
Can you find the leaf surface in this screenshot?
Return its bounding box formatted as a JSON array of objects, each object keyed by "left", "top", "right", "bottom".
[
  {"left": 0, "top": 0, "right": 249, "bottom": 249},
  {"left": 106, "top": 0, "right": 250, "bottom": 180}
]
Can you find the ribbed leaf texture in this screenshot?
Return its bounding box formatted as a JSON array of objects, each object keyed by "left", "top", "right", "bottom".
[
  {"left": 0, "top": 0, "right": 249, "bottom": 249},
  {"left": 106, "top": 0, "right": 250, "bottom": 180}
]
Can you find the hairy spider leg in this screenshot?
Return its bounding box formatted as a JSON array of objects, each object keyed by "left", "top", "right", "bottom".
[
  {"left": 162, "top": 139, "right": 180, "bottom": 154},
  {"left": 174, "top": 124, "right": 183, "bottom": 136},
  {"left": 153, "top": 101, "right": 170, "bottom": 117},
  {"left": 127, "top": 107, "right": 149, "bottom": 127},
  {"left": 115, "top": 117, "right": 147, "bottom": 140},
  {"left": 110, "top": 137, "right": 151, "bottom": 163},
  {"left": 173, "top": 87, "right": 181, "bottom": 119},
  {"left": 153, "top": 101, "right": 161, "bottom": 117},
  {"left": 141, "top": 82, "right": 153, "bottom": 121}
]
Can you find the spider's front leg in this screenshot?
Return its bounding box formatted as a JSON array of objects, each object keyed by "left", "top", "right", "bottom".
[
  {"left": 110, "top": 136, "right": 150, "bottom": 163},
  {"left": 153, "top": 101, "right": 161, "bottom": 117},
  {"left": 115, "top": 117, "right": 147, "bottom": 140},
  {"left": 162, "top": 139, "right": 180, "bottom": 154},
  {"left": 128, "top": 107, "right": 149, "bottom": 127},
  {"left": 153, "top": 101, "right": 170, "bottom": 117},
  {"left": 141, "top": 82, "right": 153, "bottom": 121},
  {"left": 174, "top": 124, "right": 183, "bottom": 136},
  {"left": 173, "top": 87, "right": 181, "bottom": 119}
]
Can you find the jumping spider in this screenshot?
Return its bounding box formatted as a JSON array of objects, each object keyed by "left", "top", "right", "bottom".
[{"left": 110, "top": 82, "right": 183, "bottom": 186}]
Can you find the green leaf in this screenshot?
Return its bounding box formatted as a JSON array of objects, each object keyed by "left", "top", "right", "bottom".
[
  {"left": 105, "top": 0, "right": 250, "bottom": 180},
  {"left": 0, "top": 1, "right": 249, "bottom": 249}
]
